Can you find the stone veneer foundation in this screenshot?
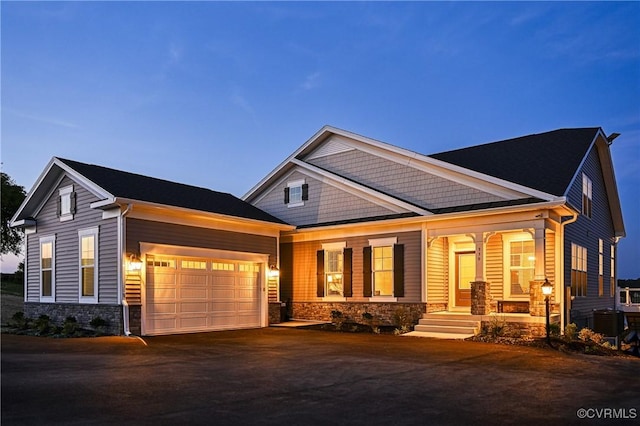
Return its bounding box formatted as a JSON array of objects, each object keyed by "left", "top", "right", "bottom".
[
  {"left": 23, "top": 302, "right": 123, "bottom": 335},
  {"left": 290, "top": 302, "right": 426, "bottom": 326}
]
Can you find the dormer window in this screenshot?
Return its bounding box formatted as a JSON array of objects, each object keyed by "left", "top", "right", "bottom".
[
  {"left": 58, "top": 185, "right": 76, "bottom": 222},
  {"left": 284, "top": 179, "right": 308, "bottom": 208}
]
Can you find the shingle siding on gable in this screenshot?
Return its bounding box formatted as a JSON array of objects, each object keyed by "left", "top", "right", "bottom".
[
  {"left": 564, "top": 146, "right": 616, "bottom": 326},
  {"left": 306, "top": 149, "right": 506, "bottom": 209},
  {"left": 25, "top": 175, "right": 119, "bottom": 304},
  {"left": 252, "top": 170, "right": 399, "bottom": 227}
]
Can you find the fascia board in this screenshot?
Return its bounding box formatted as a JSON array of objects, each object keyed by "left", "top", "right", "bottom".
[
  {"left": 288, "top": 198, "right": 572, "bottom": 237},
  {"left": 115, "top": 197, "right": 295, "bottom": 231},
  {"left": 290, "top": 158, "right": 432, "bottom": 216},
  {"left": 594, "top": 132, "right": 626, "bottom": 237},
  {"left": 563, "top": 129, "right": 602, "bottom": 198}
]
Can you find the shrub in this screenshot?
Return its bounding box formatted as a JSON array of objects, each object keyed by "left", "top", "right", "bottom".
[
  {"left": 90, "top": 316, "right": 108, "bottom": 329},
  {"left": 35, "top": 314, "right": 51, "bottom": 335},
  {"left": 331, "top": 310, "right": 344, "bottom": 330},
  {"left": 578, "top": 328, "right": 604, "bottom": 344},
  {"left": 9, "top": 311, "right": 30, "bottom": 329},
  {"left": 393, "top": 307, "right": 413, "bottom": 330},
  {"left": 486, "top": 315, "right": 507, "bottom": 338},
  {"left": 564, "top": 323, "right": 578, "bottom": 340},
  {"left": 61, "top": 316, "right": 80, "bottom": 336},
  {"left": 549, "top": 322, "right": 561, "bottom": 337}
]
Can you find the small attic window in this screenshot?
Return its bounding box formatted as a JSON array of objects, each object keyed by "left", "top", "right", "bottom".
[
  {"left": 284, "top": 179, "right": 308, "bottom": 208},
  {"left": 58, "top": 185, "right": 76, "bottom": 222}
]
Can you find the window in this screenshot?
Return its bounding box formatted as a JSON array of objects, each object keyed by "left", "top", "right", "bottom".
[
  {"left": 212, "top": 262, "right": 235, "bottom": 271},
  {"left": 146, "top": 256, "right": 176, "bottom": 268},
  {"left": 58, "top": 185, "right": 76, "bottom": 222},
  {"left": 610, "top": 245, "right": 616, "bottom": 298},
  {"left": 582, "top": 174, "right": 592, "bottom": 218},
  {"left": 316, "top": 242, "right": 352, "bottom": 298},
  {"left": 373, "top": 246, "right": 393, "bottom": 297},
  {"left": 508, "top": 240, "right": 535, "bottom": 297},
  {"left": 181, "top": 260, "right": 207, "bottom": 270},
  {"left": 40, "top": 236, "right": 55, "bottom": 302},
  {"left": 325, "top": 249, "right": 344, "bottom": 296},
  {"left": 238, "top": 263, "right": 260, "bottom": 273},
  {"left": 284, "top": 179, "right": 308, "bottom": 207},
  {"left": 571, "top": 243, "right": 587, "bottom": 297},
  {"left": 79, "top": 227, "right": 98, "bottom": 302},
  {"left": 364, "top": 237, "right": 403, "bottom": 299},
  {"left": 598, "top": 239, "right": 604, "bottom": 297}
]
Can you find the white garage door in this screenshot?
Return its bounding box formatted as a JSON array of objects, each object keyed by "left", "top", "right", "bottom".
[{"left": 144, "top": 254, "right": 262, "bottom": 335}]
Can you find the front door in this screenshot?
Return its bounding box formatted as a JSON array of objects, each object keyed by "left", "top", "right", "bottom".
[{"left": 455, "top": 252, "right": 475, "bottom": 307}]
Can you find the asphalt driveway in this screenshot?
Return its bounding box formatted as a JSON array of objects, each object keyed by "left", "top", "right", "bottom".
[{"left": 2, "top": 327, "right": 639, "bottom": 425}]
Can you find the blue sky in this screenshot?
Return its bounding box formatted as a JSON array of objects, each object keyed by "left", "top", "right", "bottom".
[{"left": 1, "top": 1, "right": 639, "bottom": 278}]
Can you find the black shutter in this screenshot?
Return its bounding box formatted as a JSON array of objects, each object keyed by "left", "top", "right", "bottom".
[
  {"left": 284, "top": 187, "right": 290, "bottom": 204},
  {"left": 363, "top": 246, "right": 372, "bottom": 297},
  {"left": 70, "top": 192, "right": 77, "bottom": 215},
  {"left": 393, "top": 244, "right": 404, "bottom": 298},
  {"left": 56, "top": 194, "right": 61, "bottom": 217},
  {"left": 302, "top": 183, "right": 309, "bottom": 201},
  {"left": 343, "top": 248, "right": 352, "bottom": 297},
  {"left": 316, "top": 250, "right": 325, "bottom": 297}
]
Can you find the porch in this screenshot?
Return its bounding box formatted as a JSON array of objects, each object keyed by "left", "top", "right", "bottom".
[{"left": 411, "top": 310, "right": 561, "bottom": 339}]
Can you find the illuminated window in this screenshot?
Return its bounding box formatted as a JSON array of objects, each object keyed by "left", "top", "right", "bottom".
[
  {"left": 325, "top": 249, "right": 344, "bottom": 296},
  {"left": 508, "top": 240, "right": 535, "bottom": 297},
  {"left": 582, "top": 174, "right": 592, "bottom": 218},
  {"left": 598, "top": 239, "right": 603, "bottom": 297},
  {"left": 610, "top": 245, "right": 616, "bottom": 297},
  {"left": 571, "top": 243, "right": 587, "bottom": 297},
  {"left": 373, "top": 246, "right": 394, "bottom": 297},
  {"left": 181, "top": 260, "right": 207, "bottom": 270},
  {"left": 40, "top": 236, "right": 55, "bottom": 302},
  {"left": 212, "top": 262, "right": 235, "bottom": 271},
  {"left": 239, "top": 263, "right": 260, "bottom": 273},
  {"left": 79, "top": 227, "right": 98, "bottom": 302},
  {"left": 146, "top": 257, "right": 176, "bottom": 268}
]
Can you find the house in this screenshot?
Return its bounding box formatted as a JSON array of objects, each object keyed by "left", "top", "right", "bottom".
[
  {"left": 243, "top": 126, "right": 625, "bottom": 336},
  {"left": 10, "top": 158, "right": 293, "bottom": 335},
  {"left": 11, "top": 125, "right": 625, "bottom": 337}
]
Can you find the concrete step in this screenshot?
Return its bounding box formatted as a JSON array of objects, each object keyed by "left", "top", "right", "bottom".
[
  {"left": 402, "top": 331, "right": 475, "bottom": 340},
  {"left": 417, "top": 318, "right": 479, "bottom": 328},
  {"left": 414, "top": 324, "right": 478, "bottom": 334}
]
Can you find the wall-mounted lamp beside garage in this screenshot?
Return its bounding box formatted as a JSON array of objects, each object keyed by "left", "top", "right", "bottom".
[
  {"left": 269, "top": 265, "right": 280, "bottom": 278},
  {"left": 128, "top": 254, "right": 143, "bottom": 271}
]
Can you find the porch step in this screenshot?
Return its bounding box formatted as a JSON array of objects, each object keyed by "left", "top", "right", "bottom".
[{"left": 412, "top": 313, "right": 480, "bottom": 338}]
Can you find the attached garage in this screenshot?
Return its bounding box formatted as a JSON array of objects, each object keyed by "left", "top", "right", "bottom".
[{"left": 140, "top": 244, "right": 270, "bottom": 336}]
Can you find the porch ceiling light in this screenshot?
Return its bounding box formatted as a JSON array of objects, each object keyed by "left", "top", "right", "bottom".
[{"left": 541, "top": 278, "right": 553, "bottom": 296}]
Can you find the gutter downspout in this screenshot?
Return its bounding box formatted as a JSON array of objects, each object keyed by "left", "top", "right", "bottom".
[
  {"left": 559, "top": 211, "right": 579, "bottom": 329},
  {"left": 120, "top": 204, "right": 133, "bottom": 336}
]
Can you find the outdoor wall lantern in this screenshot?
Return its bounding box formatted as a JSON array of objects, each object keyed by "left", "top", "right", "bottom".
[
  {"left": 128, "top": 254, "right": 143, "bottom": 271},
  {"left": 269, "top": 265, "right": 280, "bottom": 278},
  {"left": 541, "top": 278, "right": 553, "bottom": 345}
]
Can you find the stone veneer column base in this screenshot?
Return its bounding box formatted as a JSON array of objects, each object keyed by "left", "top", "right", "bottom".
[
  {"left": 529, "top": 280, "right": 553, "bottom": 317},
  {"left": 470, "top": 281, "right": 491, "bottom": 315}
]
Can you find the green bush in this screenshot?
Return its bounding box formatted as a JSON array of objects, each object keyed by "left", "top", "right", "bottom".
[
  {"left": 9, "top": 311, "right": 30, "bottom": 329},
  {"left": 564, "top": 323, "right": 578, "bottom": 340},
  {"left": 61, "top": 316, "right": 80, "bottom": 336},
  {"left": 35, "top": 314, "right": 51, "bottom": 335},
  {"left": 393, "top": 307, "right": 413, "bottom": 330}
]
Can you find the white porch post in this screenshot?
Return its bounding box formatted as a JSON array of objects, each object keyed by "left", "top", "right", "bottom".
[{"left": 534, "top": 227, "right": 546, "bottom": 281}]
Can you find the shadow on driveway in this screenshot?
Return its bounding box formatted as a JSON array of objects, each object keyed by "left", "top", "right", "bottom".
[{"left": 2, "top": 328, "right": 639, "bottom": 425}]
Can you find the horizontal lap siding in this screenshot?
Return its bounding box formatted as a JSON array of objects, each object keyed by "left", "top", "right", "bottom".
[
  {"left": 253, "top": 170, "right": 397, "bottom": 227},
  {"left": 307, "top": 149, "right": 506, "bottom": 209},
  {"left": 426, "top": 237, "right": 448, "bottom": 303},
  {"left": 486, "top": 234, "right": 503, "bottom": 300},
  {"left": 545, "top": 231, "right": 555, "bottom": 287},
  {"left": 565, "top": 146, "right": 617, "bottom": 320},
  {"left": 126, "top": 219, "right": 277, "bottom": 263},
  {"left": 26, "top": 175, "right": 118, "bottom": 303},
  {"left": 291, "top": 231, "right": 422, "bottom": 303}
]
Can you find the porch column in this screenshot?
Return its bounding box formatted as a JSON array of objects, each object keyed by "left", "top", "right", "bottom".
[
  {"left": 530, "top": 227, "right": 547, "bottom": 316},
  {"left": 470, "top": 233, "right": 489, "bottom": 315}
]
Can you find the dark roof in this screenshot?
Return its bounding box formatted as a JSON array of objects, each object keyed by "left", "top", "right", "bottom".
[
  {"left": 57, "top": 158, "right": 288, "bottom": 225},
  {"left": 429, "top": 128, "right": 600, "bottom": 196}
]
